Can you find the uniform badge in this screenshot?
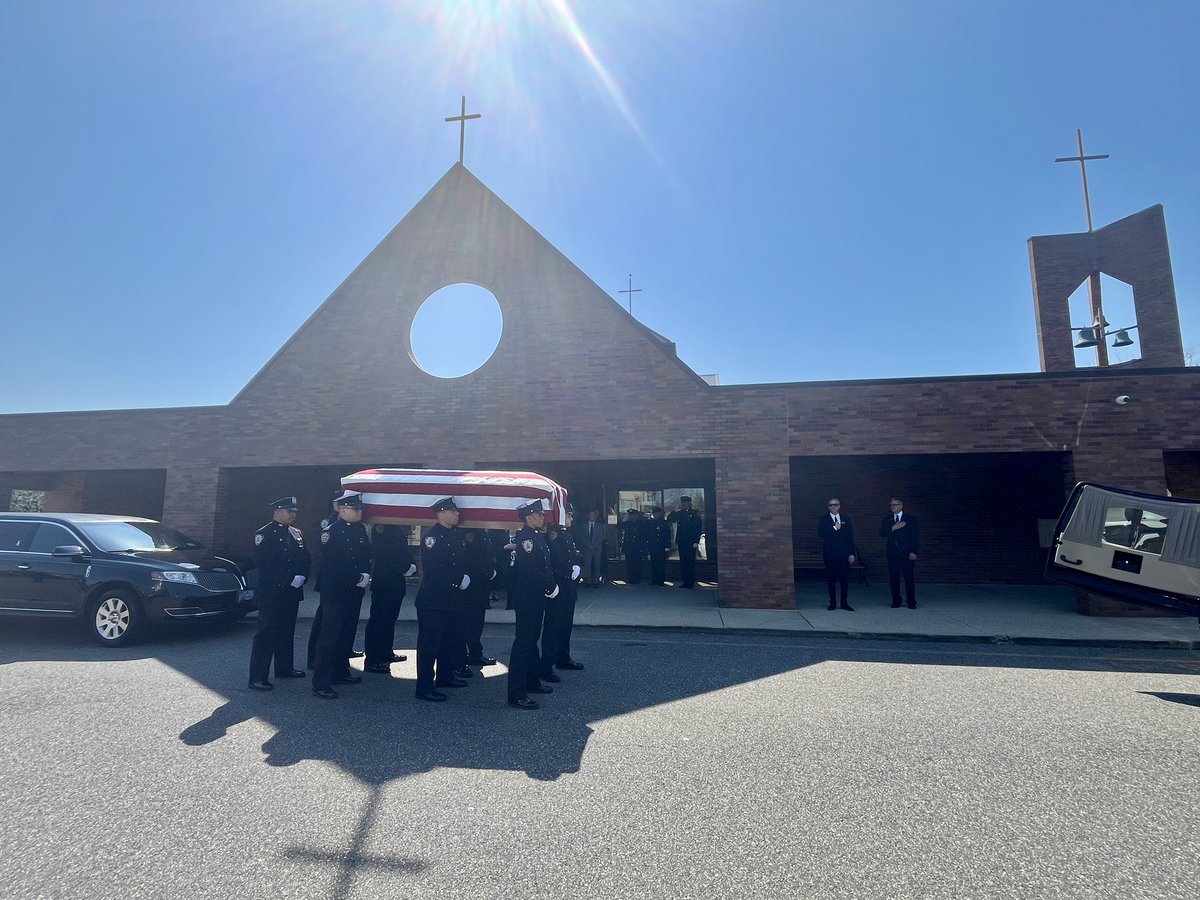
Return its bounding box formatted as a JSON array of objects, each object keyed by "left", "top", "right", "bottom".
[
  {"left": 425, "top": 536, "right": 436, "bottom": 549},
  {"left": 522, "top": 539, "right": 534, "bottom": 553},
  {"left": 320, "top": 531, "right": 330, "bottom": 545},
  {"left": 254, "top": 534, "right": 263, "bottom": 546}
]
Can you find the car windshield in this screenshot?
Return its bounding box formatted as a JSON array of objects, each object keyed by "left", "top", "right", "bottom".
[{"left": 78, "top": 521, "right": 204, "bottom": 553}]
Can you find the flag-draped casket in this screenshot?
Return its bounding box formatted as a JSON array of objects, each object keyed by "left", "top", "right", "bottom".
[{"left": 339, "top": 468, "right": 569, "bottom": 530}]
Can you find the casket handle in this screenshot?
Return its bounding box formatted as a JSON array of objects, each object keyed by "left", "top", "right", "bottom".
[{"left": 1058, "top": 555, "right": 1083, "bottom": 566}]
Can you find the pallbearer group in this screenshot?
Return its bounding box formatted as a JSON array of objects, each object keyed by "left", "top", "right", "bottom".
[{"left": 246, "top": 491, "right": 584, "bottom": 710}]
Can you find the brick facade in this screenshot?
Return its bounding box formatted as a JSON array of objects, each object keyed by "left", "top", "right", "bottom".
[{"left": 1, "top": 166, "right": 1198, "bottom": 609}]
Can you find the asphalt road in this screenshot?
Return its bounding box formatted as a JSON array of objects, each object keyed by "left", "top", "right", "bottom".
[{"left": 1, "top": 618, "right": 1198, "bottom": 900}]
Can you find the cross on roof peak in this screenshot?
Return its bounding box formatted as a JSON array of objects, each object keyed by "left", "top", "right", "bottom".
[{"left": 444, "top": 96, "right": 482, "bottom": 166}]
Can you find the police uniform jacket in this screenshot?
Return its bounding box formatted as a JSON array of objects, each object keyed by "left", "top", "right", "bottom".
[
  {"left": 371, "top": 524, "right": 414, "bottom": 595},
  {"left": 315, "top": 514, "right": 337, "bottom": 596},
  {"left": 415, "top": 523, "right": 468, "bottom": 610},
  {"left": 648, "top": 518, "right": 672, "bottom": 554},
  {"left": 462, "top": 531, "right": 495, "bottom": 609},
  {"left": 548, "top": 528, "right": 581, "bottom": 589},
  {"left": 667, "top": 508, "right": 703, "bottom": 546},
  {"left": 319, "top": 519, "right": 373, "bottom": 604},
  {"left": 253, "top": 521, "right": 312, "bottom": 592},
  {"left": 619, "top": 516, "right": 650, "bottom": 554},
  {"left": 510, "top": 525, "right": 556, "bottom": 611}
]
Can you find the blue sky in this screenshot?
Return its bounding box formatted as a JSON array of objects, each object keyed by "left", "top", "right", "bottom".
[{"left": 2, "top": 0, "right": 1197, "bottom": 412}]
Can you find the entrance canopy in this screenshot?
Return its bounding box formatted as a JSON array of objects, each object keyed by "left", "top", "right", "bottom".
[{"left": 340, "top": 468, "right": 568, "bottom": 530}]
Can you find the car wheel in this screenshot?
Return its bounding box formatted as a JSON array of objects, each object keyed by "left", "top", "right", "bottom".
[{"left": 87, "top": 589, "right": 141, "bottom": 646}]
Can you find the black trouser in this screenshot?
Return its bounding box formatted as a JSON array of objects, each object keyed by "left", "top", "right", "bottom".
[
  {"left": 678, "top": 544, "right": 697, "bottom": 587},
  {"left": 248, "top": 583, "right": 300, "bottom": 683},
  {"left": 625, "top": 550, "right": 645, "bottom": 584},
  {"left": 824, "top": 557, "right": 850, "bottom": 604},
  {"left": 465, "top": 601, "right": 488, "bottom": 661},
  {"left": 312, "top": 591, "right": 363, "bottom": 692},
  {"left": 539, "top": 597, "right": 562, "bottom": 676},
  {"left": 415, "top": 607, "right": 459, "bottom": 694},
  {"left": 508, "top": 607, "right": 544, "bottom": 701},
  {"left": 887, "top": 555, "right": 916, "bottom": 605},
  {"left": 306, "top": 601, "right": 324, "bottom": 668},
  {"left": 554, "top": 584, "right": 578, "bottom": 664},
  {"left": 649, "top": 550, "right": 667, "bottom": 585},
  {"left": 364, "top": 584, "right": 405, "bottom": 666}
]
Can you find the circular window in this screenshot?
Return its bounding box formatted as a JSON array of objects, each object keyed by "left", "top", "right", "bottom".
[{"left": 409, "top": 283, "right": 504, "bottom": 378}]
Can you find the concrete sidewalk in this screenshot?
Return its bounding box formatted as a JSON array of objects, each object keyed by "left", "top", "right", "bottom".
[{"left": 290, "top": 578, "right": 1200, "bottom": 648}]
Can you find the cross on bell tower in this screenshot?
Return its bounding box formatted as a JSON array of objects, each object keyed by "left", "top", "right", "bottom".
[{"left": 444, "top": 96, "right": 482, "bottom": 166}]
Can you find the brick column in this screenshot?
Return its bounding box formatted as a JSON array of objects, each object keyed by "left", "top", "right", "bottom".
[
  {"left": 715, "top": 455, "right": 794, "bottom": 609},
  {"left": 163, "top": 466, "right": 223, "bottom": 546}
]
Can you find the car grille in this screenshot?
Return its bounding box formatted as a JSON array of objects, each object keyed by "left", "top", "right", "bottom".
[{"left": 193, "top": 572, "right": 243, "bottom": 593}]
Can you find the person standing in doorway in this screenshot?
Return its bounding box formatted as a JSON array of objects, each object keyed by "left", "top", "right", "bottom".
[
  {"left": 580, "top": 508, "right": 605, "bottom": 588},
  {"left": 647, "top": 506, "right": 671, "bottom": 586},
  {"left": 619, "top": 508, "right": 649, "bottom": 584},
  {"left": 880, "top": 496, "right": 920, "bottom": 609},
  {"left": 667, "top": 496, "right": 703, "bottom": 588},
  {"left": 817, "top": 498, "right": 856, "bottom": 611}
]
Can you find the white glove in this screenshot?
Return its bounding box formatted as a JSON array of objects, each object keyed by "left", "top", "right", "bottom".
[
  {"left": 545, "top": 584, "right": 560, "bottom": 599},
  {"left": 489, "top": 568, "right": 497, "bottom": 581},
  {"left": 356, "top": 573, "right": 371, "bottom": 588},
  {"left": 290, "top": 576, "right": 305, "bottom": 589},
  {"left": 405, "top": 564, "right": 417, "bottom": 577},
  {"left": 570, "top": 565, "right": 581, "bottom": 581},
  {"left": 459, "top": 573, "right": 471, "bottom": 591}
]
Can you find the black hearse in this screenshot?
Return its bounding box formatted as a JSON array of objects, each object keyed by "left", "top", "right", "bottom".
[{"left": 0, "top": 513, "right": 251, "bottom": 645}]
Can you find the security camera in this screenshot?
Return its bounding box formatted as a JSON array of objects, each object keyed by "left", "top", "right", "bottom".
[{"left": 1115, "top": 395, "right": 1131, "bottom": 406}]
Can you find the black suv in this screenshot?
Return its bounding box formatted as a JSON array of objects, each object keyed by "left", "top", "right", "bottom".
[{"left": 0, "top": 513, "right": 251, "bottom": 646}]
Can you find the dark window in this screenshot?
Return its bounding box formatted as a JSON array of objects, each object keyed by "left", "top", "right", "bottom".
[
  {"left": 27, "top": 523, "right": 80, "bottom": 554},
  {"left": 0, "top": 521, "right": 38, "bottom": 552}
]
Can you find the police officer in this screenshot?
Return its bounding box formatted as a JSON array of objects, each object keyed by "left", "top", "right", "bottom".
[
  {"left": 307, "top": 493, "right": 343, "bottom": 670},
  {"left": 543, "top": 504, "right": 584, "bottom": 678},
  {"left": 462, "top": 528, "right": 499, "bottom": 669},
  {"left": 508, "top": 499, "right": 558, "bottom": 710},
  {"left": 667, "top": 496, "right": 704, "bottom": 588},
  {"left": 413, "top": 497, "right": 471, "bottom": 701},
  {"left": 647, "top": 506, "right": 672, "bottom": 586},
  {"left": 248, "top": 497, "right": 311, "bottom": 691},
  {"left": 364, "top": 524, "right": 416, "bottom": 673},
  {"left": 311, "top": 491, "right": 372, "bottom": 700},
  {"left": 619, "top": 507, "right": 649, "bottom": 584}
]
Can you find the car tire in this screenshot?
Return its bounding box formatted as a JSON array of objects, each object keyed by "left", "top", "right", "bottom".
[{"left": 86, "top": 589, "right": 141, "bottom": 646}]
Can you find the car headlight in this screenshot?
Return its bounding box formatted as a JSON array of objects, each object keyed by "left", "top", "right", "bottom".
[{"left": 151, "top": 571, "right": 199, "bottom": 585}]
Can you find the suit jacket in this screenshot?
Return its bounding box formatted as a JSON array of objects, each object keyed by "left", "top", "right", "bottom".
[
  {"left": 579, "top": 519, "right": 606, "bottom": 553},
  {"left": 817, "top": 515, "right": 855, "bottom": 561},
  {"left": 879, "top": 513, "right": 920, "bottom": 558}
]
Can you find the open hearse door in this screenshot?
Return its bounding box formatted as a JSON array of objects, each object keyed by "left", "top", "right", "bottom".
[{"left": 1046, "top": 483, "right": 1200, "bottom": 619}]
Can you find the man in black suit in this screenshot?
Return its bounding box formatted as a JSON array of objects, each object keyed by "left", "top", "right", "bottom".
[
  {"left": 817, "top": 498, "right": 855, "bottom": 611},
  {"left": 879, "top": 496, "right": 920, "bottom": 609}
]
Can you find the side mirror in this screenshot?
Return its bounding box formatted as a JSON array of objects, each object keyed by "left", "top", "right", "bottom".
[{"left": 51, "top": 545, "right": 88, "bottom": 558}]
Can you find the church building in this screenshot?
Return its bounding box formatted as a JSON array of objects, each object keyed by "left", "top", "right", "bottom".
[{"left": 1, "top": 162, "right": 1197, "bottom": 610}]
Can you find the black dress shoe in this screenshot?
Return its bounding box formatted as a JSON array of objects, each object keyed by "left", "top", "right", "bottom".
[
  {"left": 276, "top": 669, "right": 306, "bottom": 679},
  {"left": 387, "top": 653, "right": 408, "bottom": 663},
  {"left": 453, "top": 666, "right": 475, "bottom": 678},
  {"left": 365, "top": 663, "right": 392, "bottom": 674},
  {"left": 312, "top": 688, "right": 338, "bottom": 700},
  {"left": 350, "top": 650, "right": 364, "bottom": 659},
  {"left": 415, "top": 690, "right": 447, "bottom": 702},
  {"left": 891, "top": 601, "right": 903, "bottom": 608},
  {"left": 332, "top": 674, "right": 363, "bottom": 685},
  {"left": 248, "top": 680, "right": 273, "bottom": 691},
  {"left": 434, "top": 677, "right": 468, "bottom": 688},
  {"left": 556, "top": 660, "right": 584, "bottom": 671},
  {"left": 508, "top": 697, "right": 539, "bottom": 710},
  {"left": 827, "top": 603, "right": 837, "bottom": 611},
  {"left": 467, "top": 656, "right": 498, "bottom": 667},
  {"left": 840, "top": 604, "right": 855, "bottom": 612},
  {"left": 528, "top": 683, "right": 554, "bottom": 694},
  {"left": 540, "top": 671, "right": 562, "bottom": 683},
  {"left": 907, "top": 602, "right": 917, "bottom": 609}
]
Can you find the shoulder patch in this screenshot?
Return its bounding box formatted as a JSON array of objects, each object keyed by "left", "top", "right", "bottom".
[
  {"left": 425, "top": 536, "right": 436, "bottom": 549},
  {"left": 254, "top": 533, "right": 264, "bottom": 546},
  {"left": 522, "top": 539, "right": 534, "bottom": 553},
  {"left": 320, "top": 531, "right": 330, "bottom": 545}
]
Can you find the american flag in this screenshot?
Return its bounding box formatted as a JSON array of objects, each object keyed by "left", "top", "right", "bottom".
[{"left": 340, "top": 468, "right": 569, "bottom": 530}]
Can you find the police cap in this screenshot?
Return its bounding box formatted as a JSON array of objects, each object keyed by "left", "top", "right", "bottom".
[
  {"left": 516, "top": 499, "right": 545, "bottom": 519},
  {"left": 431, "top": 497, "right": 459, "bottom": 513},
  {"left": 334, "top": 490, "right": 363, "bottom": 509},
  {"left": 270, "top": 496, "right": 299, "bottom": 510}
]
